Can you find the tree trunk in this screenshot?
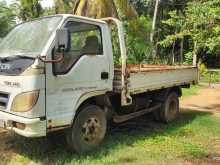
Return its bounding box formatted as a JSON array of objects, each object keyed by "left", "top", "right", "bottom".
[
  {"left": 150, "top": 0, "right": 160, "bottom": 42},
  {"left": 171, "top": 40, "right": 176, "bottom": 65},
  {"left": 180, "top": 38, "right": 184, "bottom": 64},
  {"left": 193, "top": 41, "right": 197, "bottom": 66},
  {"left": 73, "top": 0, "right": 118, "bottom": 18},
  {"left": 73, "top": 0, "right": 137, "bottom": 19},
  {"left": 113, "top": 0, "right": 138, "bottom": 19}
]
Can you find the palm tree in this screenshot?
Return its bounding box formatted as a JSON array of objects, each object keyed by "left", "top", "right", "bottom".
[
  {"left": 72, "top": 0, "right": 137, "bottom": 19},
  {"left": 114, "top": 0, "right": 138, "bottom": 19},
  {"left": 53, "top": 0, "right": 137, "bottom": 19},
  {"left": 73, "top": 0, "right": 118, "bottom": 18}
]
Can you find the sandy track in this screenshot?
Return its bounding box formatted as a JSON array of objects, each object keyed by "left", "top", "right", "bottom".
[{"left": 181, "top": 87, "right": 220, "bottom": 117}]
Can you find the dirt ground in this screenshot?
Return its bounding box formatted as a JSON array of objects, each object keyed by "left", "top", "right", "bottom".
[{"left": 181, "top": 87, "right": 220, "bottom": 117}]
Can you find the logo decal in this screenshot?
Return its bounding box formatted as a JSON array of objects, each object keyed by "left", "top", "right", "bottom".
[
  {"left": 0, "top": 64, "right": 10, "bottom": 70},
  {"left": 3, "top": 81, "right": 21, "bottom": 88}
]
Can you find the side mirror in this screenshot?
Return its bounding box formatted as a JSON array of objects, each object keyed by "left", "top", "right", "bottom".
[
  {"left": 37, "top": 29, "right": 70, "bottom": 63},
  {"left": 55, "top": 28, "right": 70, "bottom": 52}
]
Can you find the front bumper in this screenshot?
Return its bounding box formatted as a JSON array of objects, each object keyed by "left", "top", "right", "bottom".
[{"left": 0, "top": 111, "right": 46, "bottom": 137}]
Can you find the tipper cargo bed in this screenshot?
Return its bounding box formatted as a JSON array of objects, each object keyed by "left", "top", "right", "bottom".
[{"left": 114, "top": 64, "right": 198, "bottom": 94}]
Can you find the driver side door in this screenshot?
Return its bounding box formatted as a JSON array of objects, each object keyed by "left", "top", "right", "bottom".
[{"left": 45, "top": 19, "right": 111, "bottom": 128}]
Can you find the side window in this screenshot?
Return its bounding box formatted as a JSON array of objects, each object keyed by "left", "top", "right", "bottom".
[{"left": 53, "top": 21, "right": 103, "bottom": 75}]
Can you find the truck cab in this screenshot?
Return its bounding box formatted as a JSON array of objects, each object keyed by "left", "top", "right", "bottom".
[{"left": 0, "top": 14, "right": 114, "bottom": 137}]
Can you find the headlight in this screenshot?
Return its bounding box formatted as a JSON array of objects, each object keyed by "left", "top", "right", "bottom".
[{"left": 11, "top": 90, "right": 39, "bottom": 112}]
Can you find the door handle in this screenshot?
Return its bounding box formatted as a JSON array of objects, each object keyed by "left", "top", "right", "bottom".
[{"left": 101, "top": 72, "right": 109, "bottom": 80}]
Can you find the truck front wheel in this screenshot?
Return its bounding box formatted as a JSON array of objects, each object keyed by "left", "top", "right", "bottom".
[
  {"left": 66, "top": 105, "right": 107, "bottom": 154},
  {"left": 154, "top": 92, "right": 179, "bottom": 123}
]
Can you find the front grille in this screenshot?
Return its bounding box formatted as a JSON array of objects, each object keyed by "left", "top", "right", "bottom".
[{"left": 0, "top": 92, "right": 9, "bottom": 109}]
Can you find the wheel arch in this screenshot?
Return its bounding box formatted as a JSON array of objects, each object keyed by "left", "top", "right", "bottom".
[
  {"left": 72, "top": 91, "right": 112, "bottom": 124},
  {"left": 153, "top": 86, "right": 182, "bottom": 102},
  {"left": 170, "top": 86, "right": 182, "bottom": 97}
]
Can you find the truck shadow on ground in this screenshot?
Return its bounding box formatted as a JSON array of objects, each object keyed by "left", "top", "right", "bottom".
[{"left": 0, "top": 108, "right": 214, "bottom": 165}]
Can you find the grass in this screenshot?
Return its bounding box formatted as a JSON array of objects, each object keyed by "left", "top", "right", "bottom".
[
  {"left": 2, "top": 111, "right": 220, "bottom": 165},
  {"left": 182, "top": 85, "right": 201, "bottom": 97},
  {"left": 1, "top": 86, "right": 220, "bottom": 165}
]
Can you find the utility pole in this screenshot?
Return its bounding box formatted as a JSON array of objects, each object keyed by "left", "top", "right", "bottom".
[{"left": 150, "top": 0, "right": 160, "bottom": 42}]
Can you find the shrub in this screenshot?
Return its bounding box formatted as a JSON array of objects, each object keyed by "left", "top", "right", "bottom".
[{"left": 112, "top": 15, "right": 153, "bottom": 64}]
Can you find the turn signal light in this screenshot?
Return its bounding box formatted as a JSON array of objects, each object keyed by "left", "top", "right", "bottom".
[{"left": 12, "top": 121, "right": 26, "bottom": 130}]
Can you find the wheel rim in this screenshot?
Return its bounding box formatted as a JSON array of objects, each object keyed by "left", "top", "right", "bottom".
[{"left": 81, "top": 117, "right": 102, "bottom": 143}]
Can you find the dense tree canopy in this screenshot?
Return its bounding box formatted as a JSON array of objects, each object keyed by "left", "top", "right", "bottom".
[
  {"left": 160, "top": 0, "right": 220, "bottom": 64},
  {"left": 0, "top": 1, "right": 15, "bottom": 38},
  {"left": 0, "top": 0, "right": 219, "bottom": 66},
  {"left": 54, "top": 0, "right": 74, "bottom": 14},
  {"left": 14, "top": 0, "right": 43, "bottom": 21}
]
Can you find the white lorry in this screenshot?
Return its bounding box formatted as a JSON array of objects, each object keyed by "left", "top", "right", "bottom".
[{"left": 0, "top": 14, "right": 198, "bottom": 153}]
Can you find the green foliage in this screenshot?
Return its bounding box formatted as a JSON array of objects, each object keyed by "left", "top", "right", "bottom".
[
  {"left": 161, "top": 0, "right": 220, "bottom": 62},
  {"left": 130, "top": 0, "right": 191, "bottom": 64},
  {"left": 200, "top": 69, "right": 220, "bottom": 83},
  {"left": 70, "top": 0, "right": 152, "bottom": 65},
  {"left": 182, "top": 85, "right": 201, "bottom": 97},
  {"left": 0, "top": 1, "right": 15, "bottom": 38},
  {"left": 54, "top": 0, "right": 75, "bottom": 14},
  {"left": 125, "top": 15, "right": 152, "bottom": 64},
  {"left": 23, "top": 0, "right": 42, "bottom": 21},
  {"left": 112, "top": 15, "right": 152, "bottom": 64},
  {"left": 12, "top": 0, "right": 43, "bottom": 21},
  {"left": 130, "top": 0, "right": 155, "bottom": 16},
  {"left": 184, "top": 51, "right": 193, "bottom": 64}
]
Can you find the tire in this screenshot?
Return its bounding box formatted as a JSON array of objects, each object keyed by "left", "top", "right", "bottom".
[
  {"left": 154, "top": 92, "right": 179, "bottom": 123},
  {"left": 66, "top": 105, "right": 107, "bottom": 154},
  {"left": 153, "top": 108, "right": 162, "bottom": 121},
  {"left": 161, "top": 92, "right": 179, "bottom": 123}
]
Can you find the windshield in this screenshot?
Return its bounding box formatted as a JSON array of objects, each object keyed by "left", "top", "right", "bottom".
[{"left": 0, "top": 16, "right": 62, "bottom": 57}]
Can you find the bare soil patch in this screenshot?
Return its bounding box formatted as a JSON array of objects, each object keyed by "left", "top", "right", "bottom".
[{"left": 181, "top": 87, "right": 220, "bottom": 117}]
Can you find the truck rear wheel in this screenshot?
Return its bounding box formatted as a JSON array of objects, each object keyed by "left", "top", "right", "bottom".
[
  {"left": 154, "top": 92, "right": 179, "bottom": 123},
  {"left": 66, "top": 105, "right": 107, "bottom": 154}
]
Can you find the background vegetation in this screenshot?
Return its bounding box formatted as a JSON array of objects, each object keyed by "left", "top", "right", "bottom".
[{"left": 0, "top": 0, "right": 220, "bottom": 67}]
